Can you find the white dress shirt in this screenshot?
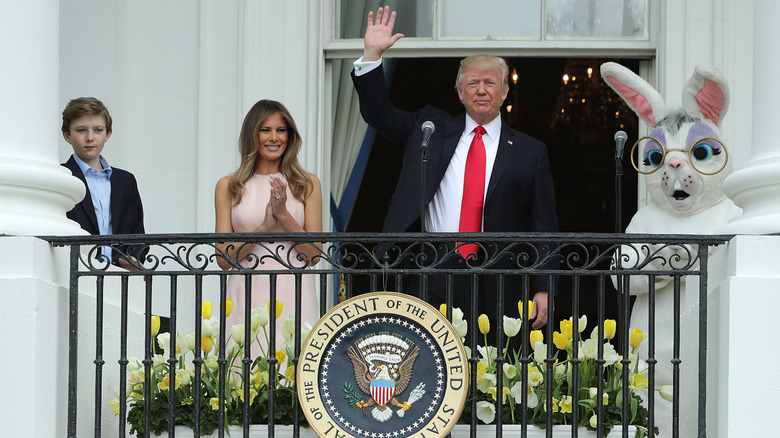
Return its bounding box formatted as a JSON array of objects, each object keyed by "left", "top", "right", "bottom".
[{"left": 425, "top": 115, "right": 501, "bottom": 232}]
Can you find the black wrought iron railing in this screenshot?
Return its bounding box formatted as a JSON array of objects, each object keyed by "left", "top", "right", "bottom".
[{"left": 44, "top": 232, "right": 731, "bottom": 438}]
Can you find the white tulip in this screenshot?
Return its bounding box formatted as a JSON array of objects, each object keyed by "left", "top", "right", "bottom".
[
  {"left": 475, "top": 400, "right": 496, "bottom": 424},
  {"left": 231, "top": 325, "right": 246, "bottom": 346},
  {"left": 156, "top": 332, "right": 171, "bottom": 354},
  {"left": 658, "top": 385, "right": 674, "bottom": 402},
  {"left": 201, "top": 317, "right": 218, "bottom": 338},
  {"left": 503, "top": 315, "right": 522, "bottom": 338},
  {"left": 283, "top": 315, "right": 297, "bottom": 340}
]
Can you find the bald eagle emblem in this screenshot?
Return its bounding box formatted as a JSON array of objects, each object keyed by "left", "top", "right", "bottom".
[{"left": 345, "top": 333, "right": 426, "bottom": 422}]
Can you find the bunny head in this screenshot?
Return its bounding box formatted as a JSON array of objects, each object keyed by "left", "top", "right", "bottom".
[{"left": 600, "top": 62, "right": 732, "bottom": 216}]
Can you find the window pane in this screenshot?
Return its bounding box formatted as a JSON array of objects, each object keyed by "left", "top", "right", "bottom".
[
  {"left": 440, "top": 0, "right": 542, "bottom": 38},
  {"left": 339, "top": 0, "right": 433, "bottom": 39},
  {"left": 546, "top": 0, "right": 648, "bottom": 37}
]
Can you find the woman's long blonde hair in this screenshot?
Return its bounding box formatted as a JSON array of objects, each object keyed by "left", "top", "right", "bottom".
[{"left": 227, "top": 100, "right": 310, "bottom": 205}]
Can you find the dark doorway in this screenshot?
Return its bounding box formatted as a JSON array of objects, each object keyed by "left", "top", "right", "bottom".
[{"left": 346, "top": 57, "right": 641, "bottom": 330}]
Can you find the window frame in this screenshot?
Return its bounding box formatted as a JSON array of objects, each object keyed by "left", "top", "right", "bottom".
[{"left": 324, "top": 0, "right": 657, "bottom": 60}]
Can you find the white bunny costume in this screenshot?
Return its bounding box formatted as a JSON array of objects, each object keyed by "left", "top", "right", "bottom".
[{"left": 601, "top": 62, "right": 741, "bottom": 438}]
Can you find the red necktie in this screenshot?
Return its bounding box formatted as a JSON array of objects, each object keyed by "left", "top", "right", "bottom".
[{"left": 458, "top": 126, "right": 486, "bottom": 259}]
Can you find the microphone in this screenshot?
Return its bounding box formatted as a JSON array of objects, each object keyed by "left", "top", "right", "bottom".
[
  {"left": 614, "top": 130, "right": 628, "bottom": 159},
  {"left": 419, "top": 121, "right": 435, "bottom": 229},
  {"left": 421, "top": 121, "right": 435, "bottom": 148}
]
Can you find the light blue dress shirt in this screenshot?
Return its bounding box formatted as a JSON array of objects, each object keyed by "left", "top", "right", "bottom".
[{"left": 73, "top": 154, "right": 114, "bottom": 262}]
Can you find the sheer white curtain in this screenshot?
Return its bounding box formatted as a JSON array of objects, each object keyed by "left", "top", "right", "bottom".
[{"left": 330, "top": 58, "right": 369, "bottom": 230}]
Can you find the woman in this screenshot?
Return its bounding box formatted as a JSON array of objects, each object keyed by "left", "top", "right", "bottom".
[{"left": 215, "top": 99, "right": 322, "bottom": 350}]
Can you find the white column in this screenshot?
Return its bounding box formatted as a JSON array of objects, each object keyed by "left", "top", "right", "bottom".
[
  {"left": 714, "top": 236, "right": 780, "bottom": 437},
  {"left": 720, "top": 0, "right": 780, "bottom": 233},
  {"left": 0, "top": 0, "right": 85, "bottom": 236},
  {"left": 0, "top": 237, "right": 71, "bottom": 437}
]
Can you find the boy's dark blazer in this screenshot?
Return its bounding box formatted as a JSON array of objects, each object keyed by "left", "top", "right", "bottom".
[{"left": 62, "top": 156, "right": 147, "bottom": 264}]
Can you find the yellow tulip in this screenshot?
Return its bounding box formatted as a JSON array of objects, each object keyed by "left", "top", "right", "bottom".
[
  {"left": 238, "top": 388, "right": 258, "bottom": 405},
  {"left": 518, "top": 300, "right": 534, "bottom": 320},
  {"left": 150, "top": 315, "right": 161, "bottom": 337},
  {"left": 109, "top": 398, "right": 120, "bottom": 416},
  {"left": 487, "top": 386, "right": 510, "bottom": 404},
  {"left": 629, "top": 328, "right": 644, "bottom": 349},
  {"left": 559, "top": 396, "right": 573, "bottom": 413},
  {"left": 158, "top": 373, "right": 171, "bottom": 391},
  {"left": 268, "top": 300, "right": 284, "bottom": 319},
  {"left": 478, "top": 314, "right": 490, "bottom": 335},
  {"left": 251, "top": 369, "right": 270, "bottom": 388},
  {"left": 285, "top": 365, "right": 296, "bottom": 383},
  {"left": 552, "top": 331, "right": 571, "bottom": 350},
  {"left": 604, "top": 319, "right": 616, "bottom": 340},
  {"left": 210, "top": 397, "right": 220, "bottom": 411},
  {"left": 530, "top": 330, "right": 544, "bottom": 346},
  {"left": 475, "top": 361, "right": 487, "bottom": 383},
  {"left": 629, "top": 373, "right": 648, "bottom": 392},
  {"left": 202, "top": 301, "right": 213, "bottom": 320},
  {"left": 439, "top": 303, "right": 447, "bottom": 317},
  {"left": 559, "top": 319, "right": 573, "bottom": 340},
  {"left": 225, "top": 298, "right": 234, "bottom": 317},
  {"left": 275, "top": 349, "right": 286, "bottom": 364},
  {"left": 201, "top": 336, "right": 213, "bottom": 354}
]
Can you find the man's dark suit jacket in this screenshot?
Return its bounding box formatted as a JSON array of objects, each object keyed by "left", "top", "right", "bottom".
[
  {"left": 63, "top": 155, "right": 147, "bottom": 264},
  {"left": 352, "top": 65, "right": 559, "bottom": 321}
]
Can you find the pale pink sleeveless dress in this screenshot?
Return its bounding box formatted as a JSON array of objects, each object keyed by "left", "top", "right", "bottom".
[{"left": 226, "top": 174, "right": 318, "bottom": 353}]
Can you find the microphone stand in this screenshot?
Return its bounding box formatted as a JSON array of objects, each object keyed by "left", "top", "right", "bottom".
[
  {"left": 420, "top": 141, "right": 428, "bottom": 231},
  {"left": 419, "top": 139, "right": 429, "bottom": 302},
  {"left": 614, "top": 140, "right": 625, "bottom": 355},
  {"left": 615, "top": 151, "right": 623, "bottom": 233}
]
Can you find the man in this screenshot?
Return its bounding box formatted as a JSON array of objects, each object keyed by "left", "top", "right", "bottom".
[
  {"left": 61, "top": 97, "right": 146, "bottom": 269},
  {"left": 351, "top": 7, "right": 558, "bottom": 329}
]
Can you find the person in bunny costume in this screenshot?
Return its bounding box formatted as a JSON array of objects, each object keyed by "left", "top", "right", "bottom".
[{"left": 601, "top": 62, "right": 741, "bottom": 437}]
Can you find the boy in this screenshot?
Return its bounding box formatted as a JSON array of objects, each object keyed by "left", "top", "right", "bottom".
[{"left": 61, "top": 97, "right": 146, "bottom": 269}]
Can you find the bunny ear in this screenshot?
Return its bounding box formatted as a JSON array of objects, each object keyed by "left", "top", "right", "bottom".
[
  {"left": 600, "top": 62, "right": 665, "bottom": 127},
  {"left": 682, "top": 64, "right": 730, "bottom": 126}
]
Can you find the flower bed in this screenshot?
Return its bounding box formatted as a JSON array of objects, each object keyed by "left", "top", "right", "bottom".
[{"left": 113, "top": 299, "right": 659, "bottom": 437}]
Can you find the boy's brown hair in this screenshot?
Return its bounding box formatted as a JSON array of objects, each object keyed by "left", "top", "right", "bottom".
[{"left": 61, "top": 97, "right": 113, "bottom": 133}]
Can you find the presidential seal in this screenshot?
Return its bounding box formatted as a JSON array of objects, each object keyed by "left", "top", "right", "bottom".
[{"left": 297, "top": 292, "right": 468, "bottom": 438}]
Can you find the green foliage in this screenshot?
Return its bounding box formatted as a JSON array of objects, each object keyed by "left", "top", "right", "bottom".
[
  {"left": 126, "top": 382, "right": 308, "bottom": 437},
  {"left": 343, "top": 382, "right": 364, "bottom": 409}
]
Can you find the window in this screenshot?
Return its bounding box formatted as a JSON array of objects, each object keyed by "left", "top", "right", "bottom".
[
  {"left": 546, "top": 0, "right": 647, "bottom": 38},
  {"left": 335, "top": 0, "right": 648, "bottom": 41}
]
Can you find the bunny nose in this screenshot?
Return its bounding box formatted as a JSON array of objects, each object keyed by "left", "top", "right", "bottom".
[{"left": 667, "top": 158, "right": 684, "bottom": 169}]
